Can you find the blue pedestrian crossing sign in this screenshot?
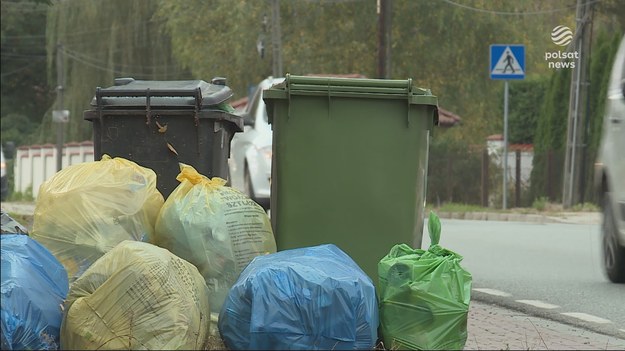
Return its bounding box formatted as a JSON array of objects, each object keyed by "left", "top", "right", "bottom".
[{"left": 490, "top": 45, "right": 525, "bottom": 80}]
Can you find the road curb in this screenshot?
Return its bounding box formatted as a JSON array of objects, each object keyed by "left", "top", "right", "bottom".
[
  {"left": 437, "top": 211, "right": 556, "bottom": 224},
  {"left": 436, "top": 211, "right": 601, "bottom": 225}
]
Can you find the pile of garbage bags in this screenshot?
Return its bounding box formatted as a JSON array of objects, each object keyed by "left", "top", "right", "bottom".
[
  {"left": 2, "top": 156, "right": 277, "bottom": 350},
  {"left": 1, "top": 154, "right": 472, "bottom": 350},
  {"left": 216, "top": 213, "right": 472, "bottom": 351}
]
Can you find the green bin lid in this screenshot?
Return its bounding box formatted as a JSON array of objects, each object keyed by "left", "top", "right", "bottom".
[{"left": 263, "top": 74, "right": 438, "bottom": 106}]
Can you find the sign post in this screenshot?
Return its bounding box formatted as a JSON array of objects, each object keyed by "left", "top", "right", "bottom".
[{"left": 490, "top": 44, "right": 525, "bottom": 209}]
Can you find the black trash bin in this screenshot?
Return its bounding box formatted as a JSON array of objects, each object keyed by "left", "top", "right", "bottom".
[{"left": 84, "top": 77, "right": 243, "bottom": 198}]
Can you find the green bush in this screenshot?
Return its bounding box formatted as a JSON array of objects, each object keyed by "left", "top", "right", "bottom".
[
  {"left": 502, "top": 78, "right": 549, "bottom": 145},
  {"left": 427, "top": 136, "right": 487, "bottom": 206},
  {"left": 8, "top": 186, "right": 34, "bottom": 202},
  {"left": 532, "top": 196, "right": 548, "bottom": 211}
]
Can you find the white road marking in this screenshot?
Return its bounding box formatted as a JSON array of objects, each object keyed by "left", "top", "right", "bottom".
[
  {"left": 472, "top": 288, "right": 512, "bottom": 297},
  {"left": 515, "top": 300, "right": 560, "bottom": 309},
  {"left": 561, "top": 312, "right": 612, "bottom": 324}
]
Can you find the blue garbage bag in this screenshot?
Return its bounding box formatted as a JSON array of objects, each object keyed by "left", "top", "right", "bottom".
[
  {"left": 219, "top": 244, "right": 378, "bottom": 350},
  {"left": 1, "top": 235, "right": 69, "bottom": 350}
]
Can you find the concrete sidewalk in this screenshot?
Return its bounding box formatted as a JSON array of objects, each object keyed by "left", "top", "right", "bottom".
[{"left": 467, "top": 301, "right": 625, "bottom": 350}]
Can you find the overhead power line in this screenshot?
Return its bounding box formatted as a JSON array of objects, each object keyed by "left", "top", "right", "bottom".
[
  {"left": 61, "top": 48, "right": 185, "bottom": 79},
  {"left": 61, "top": 49, "right": 142, "bottom": 76},
  {"left": 1, "top": 60, "right": 42, "bottom": 78},
  {"left": 2, "top": 18, "right": 163, "bottom": 40},
  {"left": 441, "top": 0, "right": 603, "bottom": 16},
  {"left": 1, "top": 33, "right": 48, "bottom": 40},
  {"left": 0, "top": 52, "right": 47, "bottom": 58},
  {"left": 62, "top": 46, "right": 179, "bottom": 71},
  {"left": 1, "top": 2, "right": 49, "bottom": 13}
]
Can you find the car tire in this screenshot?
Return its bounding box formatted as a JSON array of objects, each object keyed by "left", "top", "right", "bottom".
[{"left": 602, "top": 193, "right": 625, "bottom": 283}]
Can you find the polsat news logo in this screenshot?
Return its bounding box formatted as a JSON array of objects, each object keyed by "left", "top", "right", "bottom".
[{"left": 545, "top": 25, "right": 578, "bottom": 69}]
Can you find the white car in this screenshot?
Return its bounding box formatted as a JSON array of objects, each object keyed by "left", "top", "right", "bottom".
[
  {"left": 595, "top": 35, "right": 625, "bottom": 283},
  {"left": 229, "top": 77, "right": 283, "bottom": 209}
]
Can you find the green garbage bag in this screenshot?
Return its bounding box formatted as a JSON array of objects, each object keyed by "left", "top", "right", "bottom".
[{"left": 378, "top": 212, "right": 472, "bottom": 350}]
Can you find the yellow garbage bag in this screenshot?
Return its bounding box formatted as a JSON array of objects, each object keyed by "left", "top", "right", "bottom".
[
  {"left": 154, "top": 164, "right": 276, "bottom": 315},
  {"left": 61, "top": 240, "right": 210, "bottom": 350},
  {"left": 31, "top": 155, "right": 164, "bottom": 282}
]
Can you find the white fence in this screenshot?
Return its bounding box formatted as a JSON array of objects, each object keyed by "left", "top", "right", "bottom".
[
  {"left": 14, "top": 141, "right": 94, "bottom": 198},
  {"left": 487, "top": 139, "right": 534, "bottom": 186}
]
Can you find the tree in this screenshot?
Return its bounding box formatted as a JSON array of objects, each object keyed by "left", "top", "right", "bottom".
[
  {"left": 530, "top": 66, "right": 570, "bottom": 202},
  {"left": 427, "top": 135, "right": 484, "bottom": 206},
  {"left": 156, "top": 0, "right": 576, "bottom": 146},
  {"left": 502, "top": 79, "right": 549, "bottom": 145},
  {"left": 42, "top": 0, "right": 190, "bottom": 143},
  {"left": 1, "top": 0, "right": 54, "bottom": 146},
  {"left": 155, "top": 0, "right": 377, "bottom": 101}
]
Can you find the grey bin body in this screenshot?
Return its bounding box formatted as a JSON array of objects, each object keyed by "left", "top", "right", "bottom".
[{"left": 84, "top": 78, "right": 243, "bottom": 199}]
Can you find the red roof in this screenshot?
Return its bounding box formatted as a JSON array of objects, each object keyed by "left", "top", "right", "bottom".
[
  {"left": 487, "top": 135, "right": 534, "bottom": 151},
  {"left": 510, "top": 144, "right": 534, "bottom": 152},
  {"left": 437, "top": 108, "right": 461, "bottom": 127}
]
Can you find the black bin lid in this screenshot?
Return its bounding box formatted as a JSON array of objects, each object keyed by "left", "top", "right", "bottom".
[{"left": 90, "top": 77, "right": 233, "bottom": 109}]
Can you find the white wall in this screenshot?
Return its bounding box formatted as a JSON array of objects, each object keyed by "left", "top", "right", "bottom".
[
  {"left": 487, "top": 139, "right": 534, "bottom": 186},
  {"left": 14, "top": 141, "right": 94, "bottom": 198}
]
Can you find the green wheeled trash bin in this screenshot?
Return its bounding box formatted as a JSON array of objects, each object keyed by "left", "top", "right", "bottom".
[
  {"left": 84, "top": 77, "right": 243, "bottom": 198},
  {"left": 263, "top": 74, "right": 438, "bottom": 283}
]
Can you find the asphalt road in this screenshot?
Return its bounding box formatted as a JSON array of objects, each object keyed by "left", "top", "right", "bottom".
[{"left": 422, "top": 219, "right": 625, "bottom": 339}]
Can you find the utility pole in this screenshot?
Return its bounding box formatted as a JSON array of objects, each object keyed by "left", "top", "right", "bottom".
[
  {"left": 271, "top": 0, "right": 283, "bottom": 77},
  {"left": 257, "top": 14, "right": 268, "bottom": 60},
  {"left": 562, "top": 0, "right": 593, "bottom": 207},
  {"left": 377, "top": 0, "right": 391, "bottom": 79},
  {"left": 53, "top": 42, "right": 69, "bottom": 172}
]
